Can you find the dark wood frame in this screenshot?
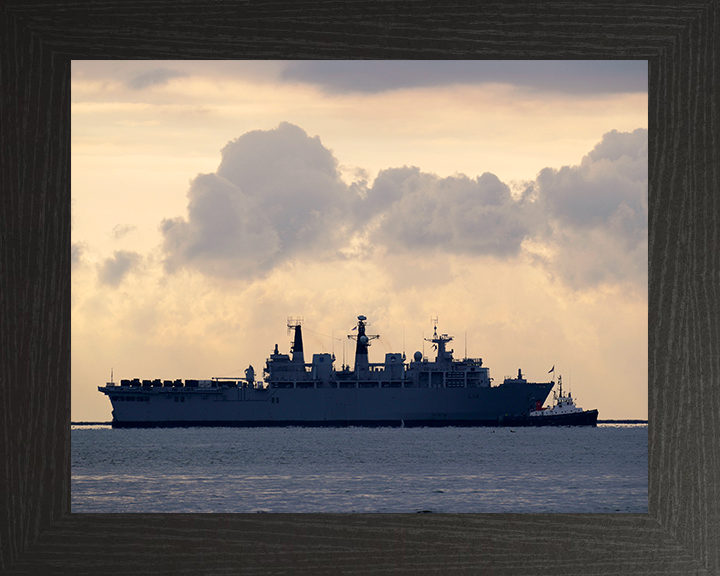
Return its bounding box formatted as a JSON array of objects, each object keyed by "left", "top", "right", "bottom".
[{"left": 2, "top": 2, "right": 717, "bottom": 574}]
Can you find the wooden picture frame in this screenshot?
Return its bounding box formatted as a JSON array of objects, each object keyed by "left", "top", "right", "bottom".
[{"left": 1, "top": 2, "right": 715, "bottom": 573}]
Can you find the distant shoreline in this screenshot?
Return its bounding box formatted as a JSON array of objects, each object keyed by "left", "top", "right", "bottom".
[
  {"left": 72, "top": 422, "right": 112, "bottom": 426},
  {"left": 597, "top": 420, "right": 648, "bottom": 424},
  {"left": 71, "top": 419, "right": 649, "bottom": 426}
]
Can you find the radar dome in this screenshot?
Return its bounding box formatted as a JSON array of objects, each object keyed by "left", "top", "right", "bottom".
[
  {"left": 413, "top": 351, "right": 422, "bottom": 361},
  {"left": 360, "top": 335, "right": 368, "bottom": 345}
]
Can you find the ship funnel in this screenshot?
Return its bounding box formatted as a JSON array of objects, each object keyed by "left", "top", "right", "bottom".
[{"left": 288, "top": 317, "right": 304, "bottom": 364}]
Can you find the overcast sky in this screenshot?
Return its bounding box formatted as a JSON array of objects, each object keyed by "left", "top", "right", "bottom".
[{"left": 72, "top": 60, "right": 647, "bottom": 421}]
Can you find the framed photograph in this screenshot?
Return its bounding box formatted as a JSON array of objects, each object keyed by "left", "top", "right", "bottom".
[
  {"left": 3, "top": 2, "right": 716, "bottom": 574},
  {"left": 71, "top": 59, "right": 647, "bottom": 516}
]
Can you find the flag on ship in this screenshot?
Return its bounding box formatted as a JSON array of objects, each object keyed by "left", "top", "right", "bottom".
[{"left": 548, "top": 365, "right": 555, "bottom": 373}]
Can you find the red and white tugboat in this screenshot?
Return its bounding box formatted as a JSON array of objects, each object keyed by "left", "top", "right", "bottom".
[{"left": 525, "top": 375, "right": 598, "bottom": 426}]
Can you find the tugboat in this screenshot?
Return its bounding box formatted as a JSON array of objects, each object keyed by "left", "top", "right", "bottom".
[{"left": 524, "top": 375, "right": 598, "bottom": 426}]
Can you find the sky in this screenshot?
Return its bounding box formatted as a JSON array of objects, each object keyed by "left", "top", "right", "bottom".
[{"left": 71, "top": 60, "right": 648, "bottom": 421}]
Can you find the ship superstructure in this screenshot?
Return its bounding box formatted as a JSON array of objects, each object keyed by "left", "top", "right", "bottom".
[{"left": 98, "top": 316, "right": 557, "bottom": 427}]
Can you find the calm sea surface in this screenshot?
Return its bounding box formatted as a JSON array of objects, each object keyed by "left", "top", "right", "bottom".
[{"left": 71, "top": 424, "right": 647, "bottom": 513}]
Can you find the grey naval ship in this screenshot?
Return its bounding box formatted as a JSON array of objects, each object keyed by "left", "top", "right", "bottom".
[{"left": 99, "top": 316, "right": 560, "bottom": 428}]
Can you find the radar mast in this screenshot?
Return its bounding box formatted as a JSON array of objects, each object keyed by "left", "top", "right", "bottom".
[
  {"left": 348, "top": 315, "right": 379, "bottom": 374},
  {"left": 425, "top": 317, "right": 454, "bottom": 363}
]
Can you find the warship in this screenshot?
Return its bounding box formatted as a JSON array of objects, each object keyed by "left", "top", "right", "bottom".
[{"left": 99, "top": 316, "right": 561, "bottom": 428}]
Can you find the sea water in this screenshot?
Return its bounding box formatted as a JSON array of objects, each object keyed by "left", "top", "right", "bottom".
[{"left": 71, "top": 424, "right": 647, "bottom": 513}]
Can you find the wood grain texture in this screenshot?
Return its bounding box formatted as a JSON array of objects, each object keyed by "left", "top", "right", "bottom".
[{"left": 1, "top": 1, "right": 717, "bottom": 574}]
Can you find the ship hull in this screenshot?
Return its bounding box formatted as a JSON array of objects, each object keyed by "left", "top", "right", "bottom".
[
  {"left": 111, "top": 418, "right": 529, "bottom": 428},
  {"left": 101, "top": 383, "right": 555, "bottom": 428},
  {"left": 503, "top": 409, "right": 599, "bottom": 427}
]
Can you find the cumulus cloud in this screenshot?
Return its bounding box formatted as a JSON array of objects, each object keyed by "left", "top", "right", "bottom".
[
  {"left": 364, "top": 169, "right": 531, "bottom": 258},
  {"left": 538, "top": 128, "right": 647, "bottom": 230},
  {"left": 159, "top": 123, "right": 647, "bottom": 292},
  {"left": 531, "top": 128, "right": 648, "bottom": 289},
  {"left": 98, "top": 250, "right": 142, "bottom": 287},
  {"left": 160, "top": 122, "right": 353, "bottom": 279}
]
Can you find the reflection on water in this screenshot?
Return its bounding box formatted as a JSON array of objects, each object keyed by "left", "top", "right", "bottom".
[{"left": 72, "top": 424, "right": 647, "bottom": 513}]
